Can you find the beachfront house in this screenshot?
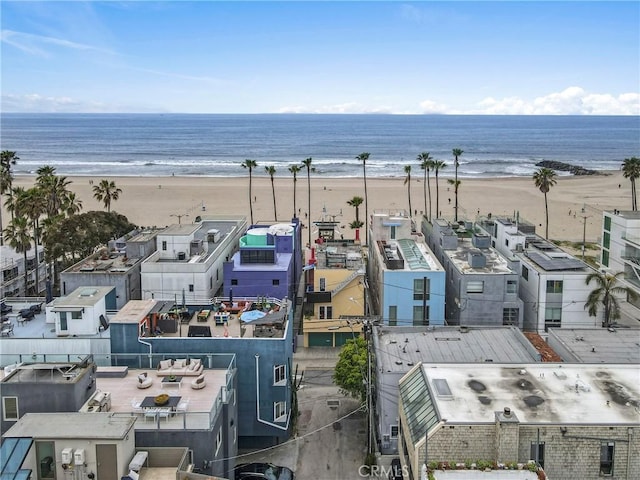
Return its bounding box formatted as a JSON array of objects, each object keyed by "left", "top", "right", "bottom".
[
  {"left": 140, "top": 216, "right": 246, "bottom": 303},
  {"left": 60, "top": 228, "right": 158, "bottom": 309},
  {"left": 478, "top": 216, "right": 598, "bottom": 333},
  {"left": 223, "top": 219, "right": 303, "bottom": 302},
  {"left": 302, "top": 235, "right": 366, "bottom": 347},
  {"left": 367, "top": 211, "right": 445, "bottom": 325},
  {"left": 397, "top": 362, "right": 640, "bottom": 480},
  {"left": 599, "top": 210, "right": 640, "bottom": 316},
  {"left": 0, "top": 244, "right": 46, "bottom": 298},
  {"left": 372, "top": 325, "right": 540, "bottom": 456},
  {"left": 422, "top": 219, "right": 524, "bottom": 327},
  {"left": 108, "top": 297, "right": 294, "bottom": 450}
]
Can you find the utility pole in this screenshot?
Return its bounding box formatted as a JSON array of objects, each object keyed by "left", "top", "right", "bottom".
[{"left": 170, "top": 213, "right": 189, "bottom": 225}]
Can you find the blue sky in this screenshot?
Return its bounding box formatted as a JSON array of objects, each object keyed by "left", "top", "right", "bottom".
[{"left": 1, "top": 1, "right": 638, "bottom": 114}]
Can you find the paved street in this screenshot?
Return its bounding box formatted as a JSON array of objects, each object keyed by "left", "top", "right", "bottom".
[{"left": 238, "top": 348, "right": 371, "bottom": 480}]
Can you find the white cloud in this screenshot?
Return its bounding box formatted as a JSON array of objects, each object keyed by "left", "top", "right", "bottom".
[
  {"left": 417, "top": 87, "right": 640, "bottom": 115},
  {"left": 1, "top": 29, "right": 115, "bottom": 57}
]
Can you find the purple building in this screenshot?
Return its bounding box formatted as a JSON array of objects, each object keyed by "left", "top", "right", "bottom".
[{"left": 223, "top": 219, "right": 303, "bottom": 301}]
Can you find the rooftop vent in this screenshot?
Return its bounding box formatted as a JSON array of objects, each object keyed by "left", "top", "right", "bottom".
[
  {"left": 468, "top": 250, "right": 487, "bottom": 268},
  {"left": 503, "top": 407, "right": 511, "bottom": 417}
]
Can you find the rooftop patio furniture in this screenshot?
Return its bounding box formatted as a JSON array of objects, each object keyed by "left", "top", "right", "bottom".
[
  {"left": 191, "top": 374, "right": 206, "bottom": 390},
  {"left": 156, "top": 358, "right": 203, "bottom": 377},
  {"left": 0, "top": 302, "right": 12, "bottom": 314},
  {"left": 136, "top": 372, "right": 153, "bottom": 389},
  {"left": 1, "top": 324, "right": 14, "bottom": 337}
]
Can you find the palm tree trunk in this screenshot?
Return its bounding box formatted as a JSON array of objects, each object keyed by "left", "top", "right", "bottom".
[
  {"left": 435, "top": 173, "right": 440, "bottom": 219},
  {"left": 423, "top": 170, "right": 427, "bottom": 220},
  {"left": 427, "top": 172, "right": 432, "bottom": 222},
  {"left": 363, "top": 166, "right": 368, "bottom": 245},
  {"left": 249, "top": 173, "right": 254, "bottom": 225},
  {"left": 293, "top": 179, "right": 297, "bottom": 218},
  {"left": 544, "top": 192, "right": 549, "bottom": 239},
  {"left": 0, "top": 207, "right": 3, "bottom": 246},
  {"left": 271, "top": 178, "right": 277, "bottom": 221},
  {"left": 23, "top": 250, "right": 29, "bottom": 295},
  {"left": 307, "top": 172, "right": 311, "bottom": 247},
  {"left": 407, "top": 181, "right": 412, "bottom": 218},
  {"left": 34, "top": 222, "right": 40, "bottom": 295},
  {"left": 633, "top": 179, "right": 637, "bottom": 211},
  {"left": 454, "top": 161, "right": 459, "bottom": 222}
]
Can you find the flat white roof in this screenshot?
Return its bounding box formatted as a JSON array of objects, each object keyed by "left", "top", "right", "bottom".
[{"left": 420, "top": 363, "right": 640, "bottom": 425}]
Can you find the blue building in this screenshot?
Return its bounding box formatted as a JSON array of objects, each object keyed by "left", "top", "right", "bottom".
[
  {"left": 108, "top": 298, "right": 294, "bottom": 449},
  {"left": 367, "top": 211, "right": 446, "bottom": 325},
  {"left": 223, "top": 219, "right": 303, "bottom": 302}
]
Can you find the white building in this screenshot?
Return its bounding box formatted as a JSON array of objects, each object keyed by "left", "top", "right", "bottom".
[
  {"left": 478, "top": 217, "right": 598, "bottom": 333},
  {"left": 140, "top": 216, "right": 246, "bottom": 303},
  {"left": 46, "top": 286, "right": 115, "bottom": 336},
  {"left": 600, "top": 210, "right": 640, "bottom": 314},
  {"left": 0, "top": 244, "right": 46, "bottom": 298}
]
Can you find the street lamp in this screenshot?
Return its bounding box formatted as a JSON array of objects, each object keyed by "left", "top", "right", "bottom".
[{"left": 170, "top": 213, "right": 189, "bottom": 225}]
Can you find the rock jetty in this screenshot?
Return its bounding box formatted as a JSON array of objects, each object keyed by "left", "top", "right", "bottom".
[{"left": 535, "top": 160, "right": 600, "bottom": 176}]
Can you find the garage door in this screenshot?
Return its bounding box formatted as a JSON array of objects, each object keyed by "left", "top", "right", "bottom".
[
  {"left": 308, "top": 332, "right": 334, "bottom": 347},
  {"left": 334, "top": 332, "right": 360, "bottom": 346}
]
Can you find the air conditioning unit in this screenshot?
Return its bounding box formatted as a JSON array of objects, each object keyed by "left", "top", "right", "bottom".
[
  {"left": 74, "top": 448, "right": 85, "bottom": 464},
  {"left": 61, "top": 448, "right": 74, "bottom": 464}
]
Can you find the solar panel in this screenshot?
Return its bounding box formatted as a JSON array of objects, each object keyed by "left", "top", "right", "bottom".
[{"left": 527, "top": 251, "right": 585, "bottom": 271}]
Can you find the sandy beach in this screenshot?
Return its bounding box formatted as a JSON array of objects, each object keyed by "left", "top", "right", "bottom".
[{"left": 8, "top": 171, "right": 626, "bottom": 245}]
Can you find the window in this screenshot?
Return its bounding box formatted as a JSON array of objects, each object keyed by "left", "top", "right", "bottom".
[
  {"left": 274, "top": 401, "right": 287, "bottom": 422},
  {"left": 162, "top": 241, "right": 167, "bottom": 251},
  {"left": 544, "top": 307, "right": 562, "bottom": 332},
  {"left": 71, "top": 310, "right": 82, "bottom": 320},
  {"left": 233, "top": 425, "right": 237, "bottom": 444},
  {"left": 467, "top": 281, "right": 484, "bottom": 293},
  {"left": 546, "top": 280, "right": 563, "bottom": 294},
  {"left": 603, "top": 232, "right": 610, "bottom": 249},
  {"left": 530, "top": 441, "right": 545, "bottom": 468},
  {"left": 412, "top": 306, "right": 428, "bottom": 326},
  {"left": 602, "top": 250, "right": 609, "bottom": 267},
  {"left": 522, "top": 265, "right": 529, "bottom": 281},
  {"left": 600, "top": 442, "right": 614, "bottom": 475},
  {"left": 216, "top": 428, "right": 223, "bottom": 455},
  {"left": 240, "top": 249, "right": 275, "bottom": 264},
  {"left": 507, "top": 280, "right": 517, "bottom": 294},
  {"left": 390, "top": 425, "right": 399, "bottom": 438},
  {"left": 503, "top": 308, "right": 519, "bottom": 326},
  {"left": 274, "top": 364, "right": 286, "bottom": 385},
  {"left": 388, "top": 306, "right": 397, "bottom": 326},
  {"left": 272, "top": 279, "right": 280, "bottom": 286},
  {"left": 413, "top": 278, "right": 430, "bottom": 300},
  {"left": 188, "top": 284, "right": 194, "bottom": 292},
  {"left": 505, "top": 239, "right": 509, "bottom": 247},
  {"left": 231, "top": 279, "right": 238, "bottom": 286},
  {"left": 604, "top": 215, "right": 611, "bottom": 231},
  {"left": 319, "top": 306, "right": 333, "bottom": 319},
  {"left": 319, "top": 278, "right": 326, "bottom": 292},
  {"left": 390, "top": 226, "right": 397, "bottom": 240},
  {"left": 2, "top": 397, "right": 18, "bottom": 420},
  {"left": 59, "top": 312, "right": 68, "bottom": 331}
]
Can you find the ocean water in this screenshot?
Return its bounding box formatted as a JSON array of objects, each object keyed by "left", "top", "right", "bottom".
[{"left": 1, "top": 113, "right": 638, "bottom": 178}]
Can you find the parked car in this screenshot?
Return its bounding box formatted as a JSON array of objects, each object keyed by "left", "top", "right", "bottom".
[
  {"left": 389, "top": 458, "right": 403, "bottom": 480},
  {"left": 234, "top": 463, "right": 294, "bottom": 480}
]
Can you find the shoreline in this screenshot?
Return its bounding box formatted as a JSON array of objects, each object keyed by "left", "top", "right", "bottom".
[{"left": 7, "top": 171, "right": 628, "bottom": 245}]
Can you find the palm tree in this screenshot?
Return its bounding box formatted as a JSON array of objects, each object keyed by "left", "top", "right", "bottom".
[
  {"left": 37, "top": 170, "right": 73, "bottom": 219},
  {"left": 532, "top": 167, "right": 557, "bottom": 239},
  {"left": 585, "top": 271, "right": 637, "bottom": 327},
  {"left": 452, "top": 148, "right": 463, "bottom": 222},
  {"left": 622, "top": 156, "right": 640, "bottom": 211},
  {"left": 17, "top": 188, "right": 46, "bottom": 295},
  {"left": 0, "top": 150, "right": 19, "bottom": 245},
  {"left": 4, "top": 216, "right": 32, "bottom": 295},
  {"left": 302, "top": 158, "right": 314, "bottom": 246},
  {"left": 93, "top": 179, "right": 122, "bottom": 213},
  {"left": 356, "top": 152, "right": 370, "bottom": 245},
  {"left": 432, "top": 160, "right": 446, "bottom": 219},
  {"left": 403, "top": 165, "right": 413, "bottom": 217},
  {"left": 62, "top": 192, "right": 83, "bottom": 216},
  {"left": 347, "top": 196, "right": 364, "bottom": 241},
  {"left": 418, "top": 152, "right": 433, "bottom": 221},
  {"left": 288, "top": 164, "right": 302, "bottom": 218},
  {"left": 265, "top": 165, "right": 278, "bottom": 221},
  {"left": 241, "top": 159, "right": 258, "bottom": 225}
]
